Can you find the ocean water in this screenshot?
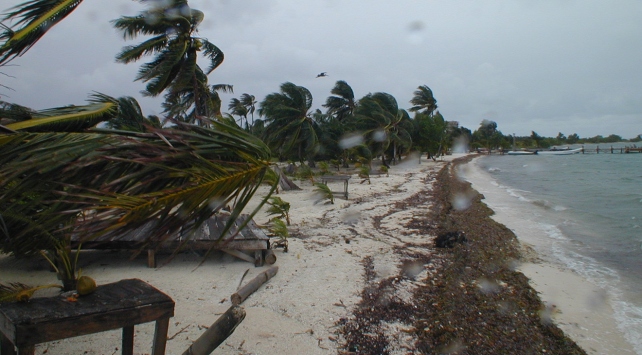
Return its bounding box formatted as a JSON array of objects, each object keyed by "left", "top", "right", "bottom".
[{"left": 468, "top": 146, "right": 642, "bottom": 353}]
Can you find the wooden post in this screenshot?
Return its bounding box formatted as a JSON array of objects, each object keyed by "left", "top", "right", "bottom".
[
  {"left": 147, "top": 249, "right": 156, "bottom": 268},
  {"left": 231, "top": 266, "right": 278, "bottom": 305},
  {"left": 182, "top": 306, "right": 246, "bottom": 355}
]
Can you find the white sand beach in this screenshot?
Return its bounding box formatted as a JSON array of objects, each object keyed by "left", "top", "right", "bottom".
[{"left": 0, "top": 154, "right": 635, "bottom": 354}]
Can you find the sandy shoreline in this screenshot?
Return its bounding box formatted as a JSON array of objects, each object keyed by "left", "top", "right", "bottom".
[
  {"left": 461, "top": 157, "right": 636, "bottom": 355},
  {"left": 0, "top": 153, "right": 634, "bottom": 354}
]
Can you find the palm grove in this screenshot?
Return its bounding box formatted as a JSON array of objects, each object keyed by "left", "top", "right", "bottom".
[{"left": 0, "top": 1, "right": 512, "bottom": 273}]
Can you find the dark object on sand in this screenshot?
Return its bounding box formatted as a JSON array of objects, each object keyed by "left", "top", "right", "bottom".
[{"left": 435, "top": 231, "right": 467, "bottom": 248}]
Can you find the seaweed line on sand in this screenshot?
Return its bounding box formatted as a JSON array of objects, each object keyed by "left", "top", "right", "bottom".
[{"left": 337, "top": 155, "right": 587, "bottom": 355}]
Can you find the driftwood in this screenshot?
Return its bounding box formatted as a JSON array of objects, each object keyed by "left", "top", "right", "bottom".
[
  {"left": 231, "top": 266, "right": 279, "bottom": 305},
  {"left": 264, "top": 249, "right": 277, "bottom": 265},
  {"left": 273, "top": 166, "right": 301, "bottom": 191},
  {"left": 182, "top": 306, "right": 246, "bottom": 355}
]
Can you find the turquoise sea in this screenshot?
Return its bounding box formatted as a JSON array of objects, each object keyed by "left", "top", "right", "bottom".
[{"left": 471, "top": 144, "right": 641, "bottom": 353}]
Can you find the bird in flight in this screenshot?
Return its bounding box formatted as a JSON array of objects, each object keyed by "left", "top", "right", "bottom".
[{"left": 316, "top": 72, "right": 328, "bottom": 78}]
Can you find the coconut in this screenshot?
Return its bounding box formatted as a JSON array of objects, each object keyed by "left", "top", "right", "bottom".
[{"left": 76, "top": 276, "right": 97, "bottom": 296}]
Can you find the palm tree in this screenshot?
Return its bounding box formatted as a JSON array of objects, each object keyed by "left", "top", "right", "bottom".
[
  {"left": 386, "top": 109, "right": 413, "bottom": 163},
  {"left": 412, "top": 110, "right": 448, "bottom": 159},
  {"left": 1, "top": 97, "right": 274, "bottom": 259},
  {"left": 240, "top": 93, "right": 257, "bottom": 126},
  {"left": 0, "top": 2, "right": 274, "bottom": 269},
  {"left": 112, "top": 1, "right": 225, "bottom": 120},
  {"left": 409, "top": 85, "right": 438, "bottom": 116},
  {"left": 323, "top": 80, "right": 356, "bottom": 121},
  {"left": 228, "top": 97, "right": 249, "bottom": 129},
  {"left": 99, "top": 94, "right": 162, "bottom": 132},
  {"left": 163, "top": 83, "right": 233, "bottom": 125},
  {"left": 258, "top": 82, "right": 319, "bottom": 164},
  {"left": 353, "top": 92, "right": 410, "bottom": 167}
]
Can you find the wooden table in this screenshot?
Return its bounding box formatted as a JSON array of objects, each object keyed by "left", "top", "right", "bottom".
[
  {"left": 0, "top": 278, "right": 174, "bottom": 355},
  {"left": 320, "top": 175, "right": 351, "bottom": 199}
]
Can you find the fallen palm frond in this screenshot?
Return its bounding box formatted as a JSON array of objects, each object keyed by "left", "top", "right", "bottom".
[{"left": 0, "top": 282, "right": 62, "bottom": 303}]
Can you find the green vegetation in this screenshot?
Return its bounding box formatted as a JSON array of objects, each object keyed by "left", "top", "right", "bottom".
[
  {"left": 313, "top": 182, "right": 334, "bottom": 204},
  {"left": 265, "top": 196, "right": 291, "bottom": 226},
  {"left": 0, "top": 0, "right": 636, "bottom": 264}
]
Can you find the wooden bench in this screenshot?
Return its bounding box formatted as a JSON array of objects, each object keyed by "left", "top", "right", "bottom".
[
  {"left": 0, "top": 279, "right": 174, "bottom": 355},
  {"left": 320, "top": 175, "right": 351, "bottom": 199}
]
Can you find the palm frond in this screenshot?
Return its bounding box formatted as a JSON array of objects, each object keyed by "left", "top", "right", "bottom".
[
  {"left": 0, "top": 0, "right": 84, "bottom": 65},
  {"left": 0, "top": 120, "right": 275, "bottom": 255},
  {"left": 200, "top": 39, "right": 224, "bottom": 74},
  {"left": 0, "top": 282, "right": 62, "bottom": 303},
  {"left": 115, "top": 35, "right": 168, "bottom": 64},
  {"left": 4, "top": 101, "right": 117, "bottom": 132},
  {"left": 0, "top": 99, "right": 36, "bottom": 122}
]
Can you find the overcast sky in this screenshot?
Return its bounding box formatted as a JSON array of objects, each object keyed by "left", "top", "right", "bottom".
[{"left": 2, "top": 0, "right": 641, "bottom": 138}]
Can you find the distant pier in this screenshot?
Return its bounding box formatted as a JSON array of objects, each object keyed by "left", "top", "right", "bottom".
[
  {"left": 582, "top": 146, "right": 642, "bottom": 154},
  {"left": 483, "top": 145, "right": 642, "bottom": 155}
]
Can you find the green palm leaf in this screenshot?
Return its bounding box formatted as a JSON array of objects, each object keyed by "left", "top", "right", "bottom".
[
  {"left": 1, "top": 119, "right": 275, "bottom": 255},
  {"left": 0, "top": 0, "right": 84, "bottom": 65},
  {"left": 4, "top": 101, "right": 117, "bottom": 132}
]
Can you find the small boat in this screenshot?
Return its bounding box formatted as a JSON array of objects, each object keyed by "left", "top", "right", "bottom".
[
  {"left": 536, "top": 147, "right": 582, "bottom": 155},
  {"left": 506, "top": 150, "right": 536, "bottom": 155},
  {"left": 506, "top": 134, "right": 536, "bottom": 155}
]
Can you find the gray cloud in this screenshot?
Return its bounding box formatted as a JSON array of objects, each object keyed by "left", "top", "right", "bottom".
[{"left": 2, "top": 0, "right": 640, "bottom": 138}]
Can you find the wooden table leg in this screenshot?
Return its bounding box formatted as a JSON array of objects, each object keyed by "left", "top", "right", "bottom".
[
  {"left": 152, "top": 317, "right": 170, "bottom": 355},
  {"left": 17, "top": 345, "right": 34, "bottom": 355},
  {"left": 1, "top": 332, "right": 17, "bottom": 355},
  {"left": 122, "top": 325, "right": 134, "bottom": 355}
]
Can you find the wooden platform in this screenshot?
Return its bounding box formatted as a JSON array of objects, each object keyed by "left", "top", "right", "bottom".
[
  {"left": 0, "top": 279, "right": 174, "bottom": 355},
  {"left": 72, "top": 214, "right": 274, "bottom": 267}
]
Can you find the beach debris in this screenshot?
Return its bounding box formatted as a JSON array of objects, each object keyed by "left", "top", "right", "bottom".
[
  {"left": 0, "top": 282, "right": 62, "bottom": 303},
  {"left": 434, "top": 231, "right": 467, "bottom": 248},
  {"left": 182, "top": 305, "right": 246, "bottom": 355},
  {"left": 231, "top": 266, "right": 279, "bottom": 305},
  {"left": 169, "top": 324, "right": 191, "bottom": 340}
]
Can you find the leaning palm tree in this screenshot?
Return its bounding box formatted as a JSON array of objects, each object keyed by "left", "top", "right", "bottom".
[
  {"left": 112, "top": 1, "right": 225, "bottom": 119},
  {"left": 259, "top": 82, "right": 320, "bottom": 164},
  {"left": 353, "top": 92, "right": 409, "bottom": 167},
  {"left": 323, "top": 80, "right": 356, "bottom": 121},
  {"left": 409, "top": 85, "right": 438, "bottom": 116}
]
